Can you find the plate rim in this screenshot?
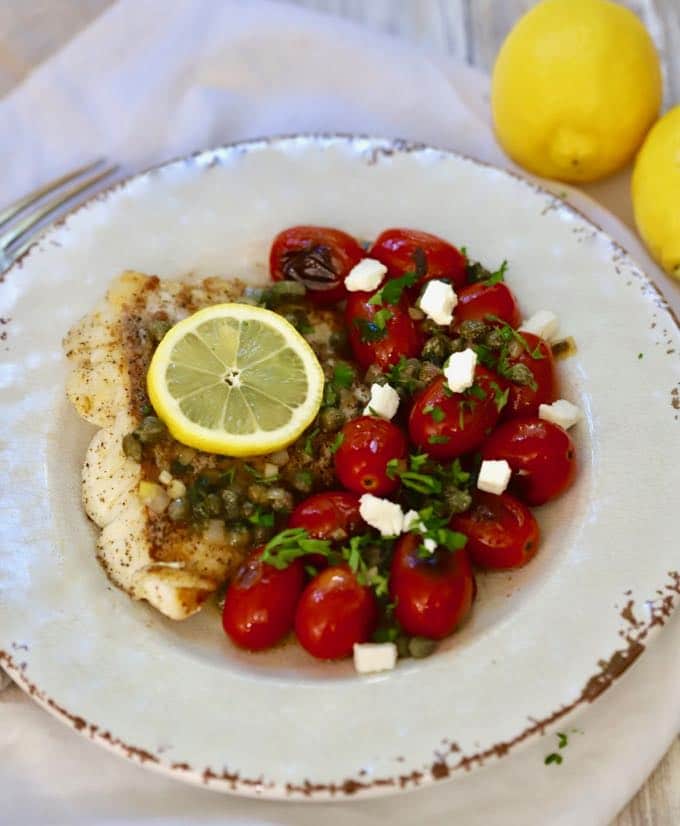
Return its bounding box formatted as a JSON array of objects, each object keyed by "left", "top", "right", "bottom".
[{"left": 1, "top": 132, "right": 679, "bottom": 801}]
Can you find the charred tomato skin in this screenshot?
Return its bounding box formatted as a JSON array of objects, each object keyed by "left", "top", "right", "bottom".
[
  {"left": 369, "top": 228, "right": 467, "bottom": 290},
  {"left": 270, "top": 225, "right": 364, "bottom": 305}
]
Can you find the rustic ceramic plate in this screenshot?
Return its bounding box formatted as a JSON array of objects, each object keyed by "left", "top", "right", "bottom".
[{"left": 0, "top": 136, "right": 678, "bottom": 800}]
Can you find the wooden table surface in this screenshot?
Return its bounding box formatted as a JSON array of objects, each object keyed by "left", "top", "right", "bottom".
[{"left": 0, "top": 1, "right": 677, "bottom": 823}]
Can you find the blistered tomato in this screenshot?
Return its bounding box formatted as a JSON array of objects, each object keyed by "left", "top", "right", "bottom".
[
  {"left": 334, "top": 416, "right": 407, "bottom": 495},
  {"left": 481, "top": 417, "right": 576, "bottom": 505},
  {"left": 295, "top": 566, "right": 378, "bottom": 659},
  {"left": 345, "top": 291, "right": 423, "bottom": 370},
  {"left": 270, "top": 225, "right": 364, "bottom": 305},
  {"left": 455, "top": 282, "right": 521, "bottom": 328},
  {"left": 450, "top": 491, "right": 539, "bottom": 569},
  {"left": 389, "top": 534, "right": 475, "bottom": 639},
  {"left": 369, "top": 228, "right": 467, "bottom": 290}
]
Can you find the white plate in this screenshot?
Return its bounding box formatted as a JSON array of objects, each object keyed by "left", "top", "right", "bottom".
[{"left": 0, "top": 136, "right": 678, "bottom": 800}]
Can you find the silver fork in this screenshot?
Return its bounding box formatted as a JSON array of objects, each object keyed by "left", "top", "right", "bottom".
[{"left": 0, "top": 158, "right": 118, "bottom": 272}]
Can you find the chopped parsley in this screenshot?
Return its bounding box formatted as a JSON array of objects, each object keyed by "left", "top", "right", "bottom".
[
  {"left": 333, "top": 361, "right": 355, "bottom": 389},
  {"left": 354, "top": 308, "right": 393, "bottom": 343},
  {"left": 482, "top": 259, "right": 508, "bottom": 286},
  {"left": 490, "top": 381, "right": 510, "bottom": 412},
  {"left": 330, "top": 431, "right": 344, "bottom": 454},
  {"left": 544, "top": 753, "right": 563, "bottom": 766},
  {"left": 248, "top": 508, "right": 275, "bottom": 528},
  {"left": 303, "top": 427, "right": 319, "bottom": 457},
  {"left": 368, "top": 271, "right": 418, "bottom": 306},
  {"left": 638, "top": 352, "right": 644, "bottom": 360},
  {"left": 423, "top": 404, "right": 445, "bottom": 423},
  {"left": 428, "top": 434, "right": 450, "bottom": 445}
]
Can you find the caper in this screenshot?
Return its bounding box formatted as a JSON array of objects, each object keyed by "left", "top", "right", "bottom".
[
  {"left": 421, "top": 336, "right": 450, "bottom": 365},
  {"left": 362, "top": 544, "right": 383, "bottom": 568},
  {"left": 329, "top": 329, "right": 349, "bottom": 354},
  {"left": 396, "top": 636, "right": 411, "bottom": 659},
  {"left": 267, "top": 487, "right": 294, "bottom": 512},
  {"left": 122, "top": 433, "right": 142, "bottom": 462},
  {"left": 253, "top": 524, "right": 274, "bottom": 545},
  {"left": 408, "top": 636, "right": 437, "bottom": 659},
  {"left": 319, "top": 407, "right": 345, "bottom": 432},
  {"left": 167, "top": 497, "right": 190, "bottom": 522},
  {"left": 148, "top": 318, "right": 172, "bottom": 342},
  {"left": 465, "top": 261, "right": 492, "bottom": 283},
  {"left": 364, "top": 364, "right": 386, "bottom": 386},
  {"left": 458, "top": 319, "right": 488, "bottom": 342},
  {"left": 484, "top": 327, "right": 505, "bottom": 350},
  {"left": 220, "top": 489, "right": 242, "bottom": 521},
  {"left": 198, "top": 469, "right": 223, "bottom": 487},
  {"left": 193, "top": 493, "right": 223, "bottom": 520},
  {"left": 134, "top": 416, "right": 167, "bottom": 444},
  {"left": 401, "top": 358, "right": 422, "bottom": 380},
  {"left": 448, "top": 336, "right": 466, "bottom": 354},
  {"left": 418, "top": 361, "right": 441, "bottom": 386},
  {"left": 442, "top": 484, "right": 472, "bottom": 515},
  {"left": 505, "top": 362, "right": 534, "bottom": 386},
  {"left": 224, "top": 524, "right": 252, "bottom": 550},
  {"left": 175, "top": 445, "right": 196, "bottom": 465},
  {"left": 247, "top": 484, "right": 269, "bottom": 505},
  {"left": 292, "top": 470, "right": 314, "bottom": 493}
]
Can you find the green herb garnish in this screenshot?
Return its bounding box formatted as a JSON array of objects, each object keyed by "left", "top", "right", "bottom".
[
  {"left": 330, "top": 431, "right": 345, "bottom": 454},
  {"left": 333, "top": 361, "right": 355, "bottom": 389},
  {"left": 423, "top": 404, "right": 445, "bottom": 423},
  {"left": 428, "top": 434, "right": 450, "bottom": 445},
  {"left": 368, "top": 271, "right": 417, "bottom": 306}
]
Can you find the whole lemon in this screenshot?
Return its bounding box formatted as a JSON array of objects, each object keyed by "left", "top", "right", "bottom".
[
  {"left": 491, "top": 0, "right": 662, "bottom": 182},
  {"left": 632, "top": 106, "right": 680, "bottom": 280}
]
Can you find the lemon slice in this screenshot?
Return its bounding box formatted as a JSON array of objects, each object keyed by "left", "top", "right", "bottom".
[{"left": 147, "top": 303, "right": 324, "bottom": 456}]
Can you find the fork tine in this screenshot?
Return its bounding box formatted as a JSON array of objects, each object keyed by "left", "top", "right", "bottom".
[
  {"left": 0, "top": 158, "right": 108, "bottom": 229},
  {"left": 0, "top": 165, "right": 118, "bottom": 253}
]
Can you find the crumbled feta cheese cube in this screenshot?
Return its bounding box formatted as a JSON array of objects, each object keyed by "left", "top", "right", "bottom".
[
  {"left": 418, "top": 279, "right": 458, "bottom": 325},
  {"left": 402, "top": 509, "right": 420, "bottom": 533},
  {"left": 477, "top": 459, "right": 512, "bottom": 495},
  {"left": 345, "top": 258, "right": 387, "bottom": 292},
  {"left": 444, "top": 348, "right": 477, "bottom": 393},
  {"left": 359, "top": 494, "right": 404, "bottom": 537},
  {"left": 519, "top": 310, "right": 559, "bottom": 342},
  {"left": 539, "top": 399, "right": 582, "bottom": 430},
  {"left": 422, "top": 537, "right": 437, "bottom": 554},
  {"left": 364, "top": 382, "right": 400, "bottom": 420},
  {"left": 353, "top": 642, "right": 397, "bottom": 674},
  {"left": 158, "top": 470, "right": 173, "bottom": 486}
]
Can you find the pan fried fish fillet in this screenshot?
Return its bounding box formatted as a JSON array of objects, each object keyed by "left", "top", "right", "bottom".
[{"left": 65, "top": 272, "right": 253, "bottom": 619}]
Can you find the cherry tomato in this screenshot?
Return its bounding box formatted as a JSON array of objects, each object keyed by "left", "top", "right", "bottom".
[
  {"left": 408, "top": 367, "right": 501, "bottom": 460},
  {"left": 454, "top": 282, "right": 521, "bottom": 328},
  {"left": 345, "top": 291, "right": 423, "bottom": 370},
  {"left": 295, "top": 566, "right": 378, "bottom": 659},
  {"left": 501, "top": 332, "right": 556, "bottom": 419},
  {"left": 481, "top": 417, "right": 576, "bottom": 506},
  {"left": 334, "top": 416, "right": 407, "bottom": 495},
  {"left": 289, "top": 491, "right": 364, "bottom": 540},
  {"left": 222, "top": 547, "right": 305, "bottom": 651},
  {"left": 450, "top": 491, "right": 540, "bottom": 569},
  {"left": 288, "top": 491, "right": 364, "bottom": 569},
  {"left": 389, "top": 534, "right": 475, "bottom": 639},
  {"left": 269, "top": 225, "right": 364, "bottom": 305},
  {"left": 370, "top": 228, "right": 467, "bottom": 290}
]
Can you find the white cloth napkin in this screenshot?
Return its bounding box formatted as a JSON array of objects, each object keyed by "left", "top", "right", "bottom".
[{"left": 1, "top": 1, "right": 678, "bottom": 823}]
